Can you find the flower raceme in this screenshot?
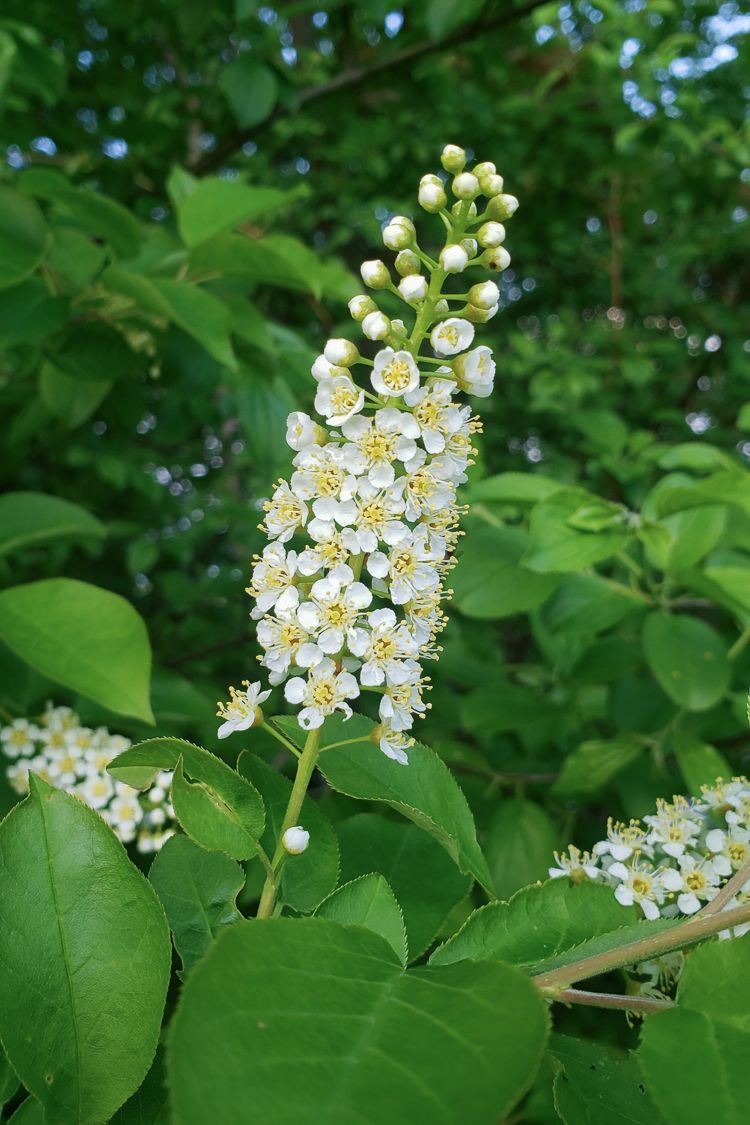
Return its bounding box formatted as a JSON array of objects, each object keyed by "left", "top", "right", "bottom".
[{"left": 218, "top": 144, "right": 518, "bottom": 764}]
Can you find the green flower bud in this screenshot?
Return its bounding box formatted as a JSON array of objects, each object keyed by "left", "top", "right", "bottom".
[
  {"left": 360, "top": 259, "right": 391, "bottom": 289},
  {"left": 468, "top": 281, "right": 500, "bottom": 309},
  {"left": 348, "top": 294, "right": 377, "bottom": 321},
  {"left": 440, "top": 144, "right": 466, "bottom": 174},
  {"left": 481, "top": 172, "right": 505, "bottom": 197},
  {"left": 452, "top": 171, "right": 479, "bottom": 200},
  {"left": 477, "top": 221, "right": 506, "bottom": 248},
  {"left": 324, "top": 338, "right": 360, "bottom": 367},
  {"left": 487, "top": 193, "right": 519, "bottom": 220},
  {"left": 481, "top": 246, "right": 511, "bottom": 272},
  {"left": 418, "top": 175, "right": 447, "bottom": 213},
  {"left": 394, "top": 249, "right": 421, "bottom": 277}
]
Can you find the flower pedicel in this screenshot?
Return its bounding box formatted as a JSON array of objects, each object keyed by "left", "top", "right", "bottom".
[{"left": 218, "top": 144, "right": 519, "bottom": 764}]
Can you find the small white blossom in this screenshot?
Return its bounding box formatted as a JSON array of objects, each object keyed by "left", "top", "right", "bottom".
[
  {"left": 430, "top": 318, "right": 475, "bottom": 357},
  {"left": 282, "top": 825, "right": 310, "bottom": 854},
  {"left": 284, "top": 658, "right": 360, "bottom": 729},
  {"left": 371, "top": 348, "right": 420, "bottom": 398},
  {"left": 439, "top": 244, "right": 469, "bottom": 273},
  {"left": 217, "top": 680, "right": 271, "bottom": 739}
]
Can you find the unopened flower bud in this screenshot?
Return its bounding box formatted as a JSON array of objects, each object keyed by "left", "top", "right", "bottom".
[
  {"left": 398, "top": 274, "right": 428, "bottom": 303},
  {"left": 433, "top": 298, "right": 449, "bottom": 315},
  {"left": 348, "top": 294, "right": 376, "bottom": 321},
  {"left": 452, "top": 172, "right": 479, "bottom": 199},
  {"left": 481, "top": 173, "right": 505, "bottom": 197},
  {"left": 440, "top": 144, "right": 466, "bottom": 174},
  {"left": 481, "top": 246, "right": 511, "bottom": 272},
  {"left": 478, "top": 222, "right": 506, "bottom": 248},
  {"left": 282, "top": 825, "right": 310, "bottom": 855},
  {"left": 440, "top": 244, "right": 469, "bottom": 273},
  {"left": 394, "top": 249, "right": 421, "bottom": 277},
  {"left": 418, "top": 175, "right": 447, "bottom": 213},
  {"left": 463, "top": 303, "right": 499, "bottom": 323},
  {"left": 360, "top": 259, "right": 391, "bottom": 289},
  {"left": 460, "top": 237, "right": 478, "bottom": 259},
  {"left": 468, "top": 280, "right": 500, "bottom": 309},
  {"left": 324, "top": 338, "right": 360, "bottom": 367},
  {"left": 472, "top": 161, "right": 496, "bottom": 180},
  {"left": 382, "top": 216, "right": 415, "bottom": 251},
  {"left": 390, "top": 318, "right": 407, "bottom": 337},
  {"left": 362, "top": 310, "right": 391, "bottom": 340},
  {"left": 487, "top": 193, "right": 519, "bottom": 220}
]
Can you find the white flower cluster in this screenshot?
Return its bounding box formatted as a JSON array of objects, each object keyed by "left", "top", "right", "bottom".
[
  {"left": 218, "top": 145, "right": 518, "bottom": 764},
  {"left": 0, "top": 706, "right": 176, "bottom": 853},
  {"left": 550, "top": 778, "right": 750, "bottom": 927}
]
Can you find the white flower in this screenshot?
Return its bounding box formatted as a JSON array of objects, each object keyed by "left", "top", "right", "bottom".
[
  {"left": 314, "top": 374, "right": 365, "bottom": 425},
  {"left": 362, "top": 311, "right": 391, "bottom": 341},
  {"left": 644, "top": 797, "right": 702, "bottom": 859},
  {"left": 549, "top": 846, "right": 601, "bottom": 882},
  {"left": 46, "top": 746, "right": 82, "bottom": 786},
  {"left": 706, "top": 825, "right": 750, "bottom": 870},
  {"left": 439, "top": 244, "right": 469, "bottom": 273},
  {"left": 377, "top": 722, "right": 412, "bottom": 765},
  {"left": 257, "top": 614, "right": 314, "bottom": 682},
  {"left": 404, "top": 378, "right": 463, "bottom": 454},
  {"left": 78, "top": 773, "right": 115, "bottom": 810},
  {"left": 371, "top": 348, "right": 420, "bottom": 398},
  {"left": 453, "top": 345, "right": 496, "bottom": 397},
  {"left": 0, "top": 718, "right": 40, "bottom": 758},
  {"left": 379, "top": 670, "right": 427, "bottom": 731},
  {"left": 296, "top": 566, "right": 372, "bottom": 655},
  {"left": 340, "top": 409, "right": 419, "bottom": 488},
  {"left": 608, "top": 861, "right": 669, "bottom": 921},
  {"left": 247, "top": 542, "right": 300, "bottom": 616},
  {"left": 348, "top": 608, "right": 419, "bottom": 686},
  {"left": 216, "top": 681, "right": 271, "bottom": 739},
  {"left": 284, "top": 658, "right": 360, "bottom": 730},
  {"left": 286, "top": 411, "right": 324, "bottom": 452},
  {"left": 338, "top": 479, "right": 410, "bottom": 554},
  {"left": 291, "top": 444, "right": 350, "bottom": 502},
  {"left": 282, "top": 825, "right": 310, "bottom": 854},
  {"left": 367, "top": 531, "right": 441, "bottom": 605},
  {"left": 592, "top": 818, "right": 651, "bottom": 863},
  {"left": 398, "top": 275, "right": 428, "bottom": 304},
  {"left": 106, "top": 788, "right": 144, "bottom": 842},
  {"left": 430, "top": 318, "right": 475, "bottom": 357},
  {"left": 263, "top": 482, "right": 308, "bottom": 542},
  {"left": 404, "top": 461, "right": 455, "bottom": 521},
  {"left": 673, "top": 854, "right": 723, "bottom": 915}
]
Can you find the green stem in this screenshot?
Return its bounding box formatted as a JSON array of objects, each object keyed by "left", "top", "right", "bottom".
[
  {"left": 550, "top": 988, "right": 674, "bottom": 1014},
  {"left": 533, "top": 900, "right": 750, "bottom": 992},
  {"left": 728, "top": 624, "right": 750, "bottom": 662},
  {"left": 256, "top": 724, "right": 323, "bottom": 919}
]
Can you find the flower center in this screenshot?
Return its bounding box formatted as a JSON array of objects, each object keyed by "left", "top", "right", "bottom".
[
  {"left": 372, "top": 636, "right": 396, "bottom": 661},
  {"left": 392, "top": 550, "right": 415, "bottom": 576},
  {"left": 360, "top": 500, "right": 385, "bottom": 527},
  {"left": 632, "top": 876, "right": 651, "bottom": 896},
  {"left": 685, "top": 871, "right": 706, "bottom": 892},
  {"left": 331, "top": 386, "right": 358, "bottom": 413},
  {"left": 312, "top": 680, "right": 335, "bottom": 708},
  {"left": 314, "top": 467, "right": 342, "bottom": 496},
  {"left": 361, "top": 431, "right": 395, "bottom": 461},
  {"left": 382, "top": 359, "right": 413, "bottom": 391}
]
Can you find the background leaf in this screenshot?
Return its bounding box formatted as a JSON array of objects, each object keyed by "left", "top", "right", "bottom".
[{"left": 316, "top": 874, "right": 408, "bottom": 964}]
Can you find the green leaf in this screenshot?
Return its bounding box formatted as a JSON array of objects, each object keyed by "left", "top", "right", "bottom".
[
  {"left": 338, "top": 813, "right": 471, "bottom": 961},
  {"left": 644, "top": 505, "right": 727, "bottom": 571},
  {"left": 427, "top": 0, "right": 485, "bottom": 39},
  {"left": 39, "top": 364, "right": 113, "bottom": 428},
  {"left": 147, "top": 279, "right": 236, "bottom": 369},
  {"left": 278, "top": 713, "right": 495, "bottom": 895},
  {"left": 553, "top": 736, "right": 645, "bottom": 799},
  {"left": 317, "top": 874, "right": 408, "bottom": 965},
  {"left": 110, "top": 1051, "right": 169, "bottom": 1124},
  {"left": 642, "top": 612, "right": 731, "bottom": 712},
  {"left": 0, "top": 776, "right": 170, "bottom": 1124},
  {"left": 484, "top": 799, "right": 559, "bottom": 901},
  {"left": 0, "top": 187, "right": 48, "bottom": 289},
  {"left": 7, "top": 1099, "right": 44, "bottom": 1124},
  {"left": 175, "top": 177, "right": 291, "bottom": 247},
  {"left": 703, "top": 566, "right": 750, "bottom": 614},
  {"left": 657, "top": 442, "right": 735, "bottom": 473},
  {"left": 467, "top": 472, "right": 564, "bottom": 505},
  {"left": 219, "top": 57, "right": 279, "bottom": 128},
  {"left": 0, "top": 278, "right": 68, "bottom": 346},
  {"left": 21, "top": 174, "right": 141, "bottom": 259},
  {"left": 541, "top": 573, "right": 643, "bottom": 634},
  {"left": 238, "top": 753, "right": 338, "bottom": 912},
  {"left": 524, "top": 489, "right": 630, "bottom": 573},
  {"left": 49, "top": 322, "right": 136, "bottom": 382},
  {"left": 430, "top": 878, "right": 637, "bottom": 970},
  {"left": 673, "top": 730, "right": 730, "bottom": 793},
  {"left": 452, "top": 523, "right": 559, "bottom": 619},
  {"left": 149, "top": 835, "right": 243, "bottom": 975},
  {"left": 738, "top": 403, "right": 750, "bottom": 432},
  {"left": 0, "top": 578, "right": 153, "bottom": 722},
  {"left": 109, "top": 737, "right": 264, "bottom": 860},
  {"left": 168, "top": 917, "right": 549, "bottom": 1123},
  {"left": 552, "top": 1034, "right": 666, "bottom": 1125},
  {"left": 0, "top": 492, "right": 105, "bottom": 558},
  {"left": 570, "top": 408, "right": 629, "bottom": 457},
  {"left": 0, "top": 1044, "right": 19, "bottom": 1110},
  {"left": 639, "top": 936, "right": 750, "bottom": 1125}
]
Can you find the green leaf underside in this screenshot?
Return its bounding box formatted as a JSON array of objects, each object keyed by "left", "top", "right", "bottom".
[
  {"left": 0, "top": 777, "right": 171, "bottom": 1124},
  {"left": 109, "top": 737, "right": 264, "bottom": 860},
  {"left": 337, "top": 813, "right": 471, "bottom": 961},
  {"left": 430, "top": 879, "right": 641, "bottom": 972},
  {"left": 238, "top": 753, "right": 339, "bottom": 912},
  {"left": 0, "top": 491, "right": 106, "bottom": 557},
  {"left": 639, "top": 936, "right": 750, "bottom": 1125},
  {"left": 275, "top": 713, "right": 495, "bottom": 895},
  {"left": 317, "top": 875, "right": 408, "bottom": 965},
  {"left": 0, "top": 578, "right": 153, "bottom": 722},
  {"left": 168, "top": 917, "right": 549, "bottom": 1124},
  {"left": 148, "top": 835, "right": 243, "bottom": 975},
  {"left": 552, "top": 1033, "right": 665, "bottom": 1125}
]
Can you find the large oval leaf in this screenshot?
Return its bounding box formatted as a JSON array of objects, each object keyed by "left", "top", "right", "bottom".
[
  {"left": 0, "top": 578, "right": 153, "bottom": 722},
  {"left": 0, "top": 776, "right": 171, "bottom": 1124},
  {"left": 0, "top": 492, "right": 106, "bottom": 558},
  {"left": 642, "top": 611, "right": 731, "bottom": 712},
  {"left": 168, "top": 917, "right": 549, "bottom": 1124},
  {"left": 0, "top": 187, "right": 48, "bottom": 289}
]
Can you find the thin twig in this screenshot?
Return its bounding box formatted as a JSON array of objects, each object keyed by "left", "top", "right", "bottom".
[
  {"left": 193, "top": 0, "right": 551, "bottom": 174},
  {"left": 550, "top": 987, "right": 674, "bottom": 1014}
]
